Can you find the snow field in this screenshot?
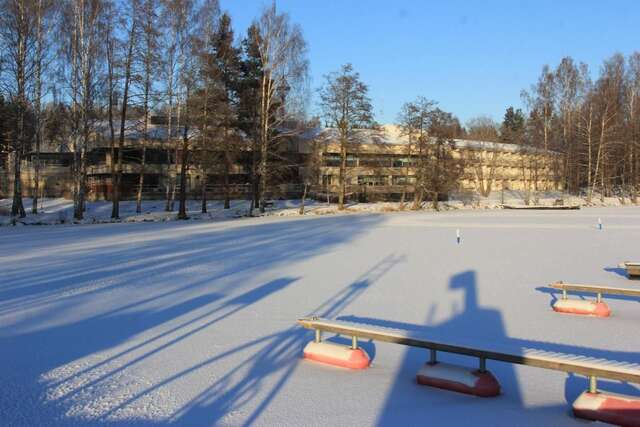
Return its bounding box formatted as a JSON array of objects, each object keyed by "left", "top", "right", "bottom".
[{"left": 1, "top": 206, "right": 639, "bottom": 426}]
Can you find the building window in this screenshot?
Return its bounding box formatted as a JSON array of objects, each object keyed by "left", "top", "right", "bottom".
[
  {"left": 392, "top": 175, "right": 416, "bottom": 185},
  {"left": 322, "top": 154, "right": 340, "bottom": 167},
  {"left": 359, "top": 156, "right": 387, "bottom": 167},
  {"left": 357, "top": 175, "right": 387, "bottom": 186},
  {"left": 392, "top": 157, "right": 412, "bottom": 167},
  {"left": 35, "top": 153, "right": 73, "bottom": 167}
]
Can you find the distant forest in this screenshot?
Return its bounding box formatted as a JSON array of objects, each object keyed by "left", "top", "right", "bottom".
[{"left": 1, "top": 0, "right": 639, "bottom": 218}]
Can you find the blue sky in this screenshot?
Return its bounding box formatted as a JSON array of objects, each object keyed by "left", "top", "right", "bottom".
[{"left": 222, "top": 0, "right": 640, "bottom": 126}]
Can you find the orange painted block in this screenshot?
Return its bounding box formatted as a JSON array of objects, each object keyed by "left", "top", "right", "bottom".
[
  {"left": 303, "top": 341, "right": 370, "bottom": 369},
  {"left": 553, "top": 299, "right": 611, "bottom": 317},
  {"left": 416, "top": 363, "right": 500, "bottom": 397},
  {"left": 573, "top": 391, "right": 640, "bottom": 426}
]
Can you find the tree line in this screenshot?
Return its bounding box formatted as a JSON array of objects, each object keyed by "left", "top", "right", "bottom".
[
  {"left": 465, "top": 54, "right": 640, "bottom": 203},
  {"left": 0, "top": 0, "right": 309, "bottom": 219},
  {"left": 2, "top": 1, "right": 638, "bottom": 220}
]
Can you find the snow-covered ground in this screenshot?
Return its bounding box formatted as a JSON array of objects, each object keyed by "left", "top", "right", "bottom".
[
  {"left": 0, "top": 198, "right": 292, "bottom": 226},
  {"left": 0, "top": 191, "right": 634, "bottom": 227},
  {"left": 1, "top": 206, "right": 639, "bottom": 426}
]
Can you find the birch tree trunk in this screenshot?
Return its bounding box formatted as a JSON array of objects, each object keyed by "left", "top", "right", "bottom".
[
  {"left": 32, "top": 0, "right": 45, "bottom": 214},
  {"left": 112, "top": 13, "right": 137, "bottom": 219},
  {"left": 10, "top": 0, "right": 28, "bottom": 218},
  {"left": 299, "top": 183, "right": 308, "bottom": 215},
  {"left": 177, "top": 123, "right": 189, "bottom": 219}
]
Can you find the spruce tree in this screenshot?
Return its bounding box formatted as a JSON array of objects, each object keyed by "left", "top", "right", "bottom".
[
  {"left": 500, "top": 106, "right": 526, "bottom": 144},
  {"left": 238, "top": 24, "right": 263, "bottom": 212}
]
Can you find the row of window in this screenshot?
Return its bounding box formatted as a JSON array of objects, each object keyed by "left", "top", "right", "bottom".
[
  {"left": 322, "top": 175, "right": 418, "bottom": 186},
  {"left": 321, "top": 154, "right": 555, "bottom": 169},
  {"left": 322, "top": 174, "right": 557, "bottom": 186},
  {"left": 322, "top": 154, "right": 415, "bottom": 168}
]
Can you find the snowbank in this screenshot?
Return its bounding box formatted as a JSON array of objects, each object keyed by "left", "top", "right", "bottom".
[{"left": 1, "top": 192, "right": 636, "bottom": 227}]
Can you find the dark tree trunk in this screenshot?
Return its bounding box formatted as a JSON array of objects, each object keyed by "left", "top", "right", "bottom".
[
  {"left": 136, "top": 147, "right": 146, "bottom": 213},
  {"left": 201, "top": 174, "right": 207, "bottom": 214},
  {"left": 11, "top": 152, "right": 25, "bottom": 218},
  {"left": 177, "top": 125, "right": 189, "bottom": 220},
  {"left": 223, "top": 139, "right": 230, "bottom": 209}
]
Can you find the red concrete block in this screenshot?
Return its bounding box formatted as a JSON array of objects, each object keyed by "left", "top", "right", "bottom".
[
  {"left": 553, "top": 299, "right": 611, "bottom": 317},
  {"left": 416, "top": 362, "right": 500, "bottom": 397},
  {"left": 303, "top": 341, "right": 370, "bottom": 369},
  {"left": 573, "top": 390, "right": 640, "bottom": 427}
]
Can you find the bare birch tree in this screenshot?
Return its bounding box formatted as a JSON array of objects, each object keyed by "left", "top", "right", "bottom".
[
  {"left": 254, "top": 3, "right": 308, "bottom": 212},
  {"left": 319, "top": 63, "right": 373, "bottom": 210},
  {"left": 160, "top": 0, "right": 191, "bottom": 211},
  {"left": 134, "top": 0, "right": 160, "bottom": 213},
  {"left": 0, "top": 0, "right": 37, "bottom": 218},
  {"left": 554, "top": 57, "right": 583, "bottom": 192},
  {"left": 31, "top": 0, "right": 56, "bottom": 213},
  {"left": 623, "top": 53, "right": 640, "bottom": 203},
  {"left": 465, "top": 116, "right": 500, "bottom": 197},
  {"left": 112, "top": 0, "right": 139, "bottom": 219},
  {"left": 62, "top": 0, "right": 105, "bottom": 220},
  {"left": 396, "top": 97, "right": 435, "bottom": 210},
  {"left": 423, "top": 108, "right": 465, "bottom": 210},
  {"left": 174, "top": 0, "right": 208, "bottom": 219}
]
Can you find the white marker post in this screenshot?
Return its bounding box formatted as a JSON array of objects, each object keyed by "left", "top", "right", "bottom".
[
  {"left": 456, "top": 229, "right": 461, "bottom": 244},
  {"left": 598, "top": 218, "right": 602, "bottom": 230}
]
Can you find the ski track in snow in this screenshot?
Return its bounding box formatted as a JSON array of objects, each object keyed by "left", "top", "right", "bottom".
[{"left": 1, "top": 205, "right": 639, "bottom": 426}]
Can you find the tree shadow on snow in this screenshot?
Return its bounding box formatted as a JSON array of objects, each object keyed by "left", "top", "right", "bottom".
[
  {"left": 0, "top": 215, "right": 384, "bottom": 426},
  {"left": 0, "top": 216, "right": 379, "bottom": 317},
  {"left": 1, "top": 277, "right": 299, "bottom": 427},
  {"left": 162, "top": 253, "right": 405, "bottom": 427}
]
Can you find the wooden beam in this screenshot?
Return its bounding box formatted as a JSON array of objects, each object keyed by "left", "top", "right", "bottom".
[
  {"left": 620, "top": 262, "right": 640, "bottom": 277},
  {"left": 549, "top": 281, "right": 640, "bottom": 298},
  {"left": 298, "top": 317, "right": 640, "bottom": 383},
  {"left": 501, "top": 204, "right": 580, "bottom": 210}
]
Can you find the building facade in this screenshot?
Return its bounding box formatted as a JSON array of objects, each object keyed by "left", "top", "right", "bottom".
[
  {"left": 1, "top": 124, "right": 562, "bottom": 202},
  {"left": 299, "top": 125, "right": 563, "bottom": 202}
]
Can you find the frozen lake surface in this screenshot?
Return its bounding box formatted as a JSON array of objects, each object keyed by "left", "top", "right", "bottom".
[{"left": 1, "top": 206, "right": 639, "bottom": 426}]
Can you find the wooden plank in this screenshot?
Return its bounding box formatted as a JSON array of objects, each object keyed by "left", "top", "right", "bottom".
[
  {"left": 549, "top": 281, "right": 640, "bottom": 297},
  {"left": 298, "top": 317, "right": 640, "bottom": 383},
  {"left": 620, "top": 262, "right": 640, "bottom": 277},
  {"left": 501, "top": 204, "right": 580, "bottom": 210}
]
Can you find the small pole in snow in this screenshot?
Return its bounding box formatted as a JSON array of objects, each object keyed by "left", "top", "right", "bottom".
[
  {"left": 456, "top": 228, "right": 461, "bottom": 244},
  {"left": 598, "top": 218, "right": 602, "bottom": 230}
]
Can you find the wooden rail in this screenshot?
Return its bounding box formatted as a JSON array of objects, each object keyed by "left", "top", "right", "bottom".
[
  {"left": 549, "top": 281, "right": 640, "bottom": 298},
  {"left": 619, "top": 262, "right": 640, "bottom": 277},
  {"left": 501, "top": 204, "right": 580, "bottom": 210},
  {"left": 298, "top": 317, "right": 640, "bottom": 384}
]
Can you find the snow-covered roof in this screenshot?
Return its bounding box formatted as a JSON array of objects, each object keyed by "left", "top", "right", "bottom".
[
  {"left": 301, "top": 124, "right": 557, "bottom": 154},
  {"left": 93, "top": 120, "right": 200, "bottom": 141}
]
